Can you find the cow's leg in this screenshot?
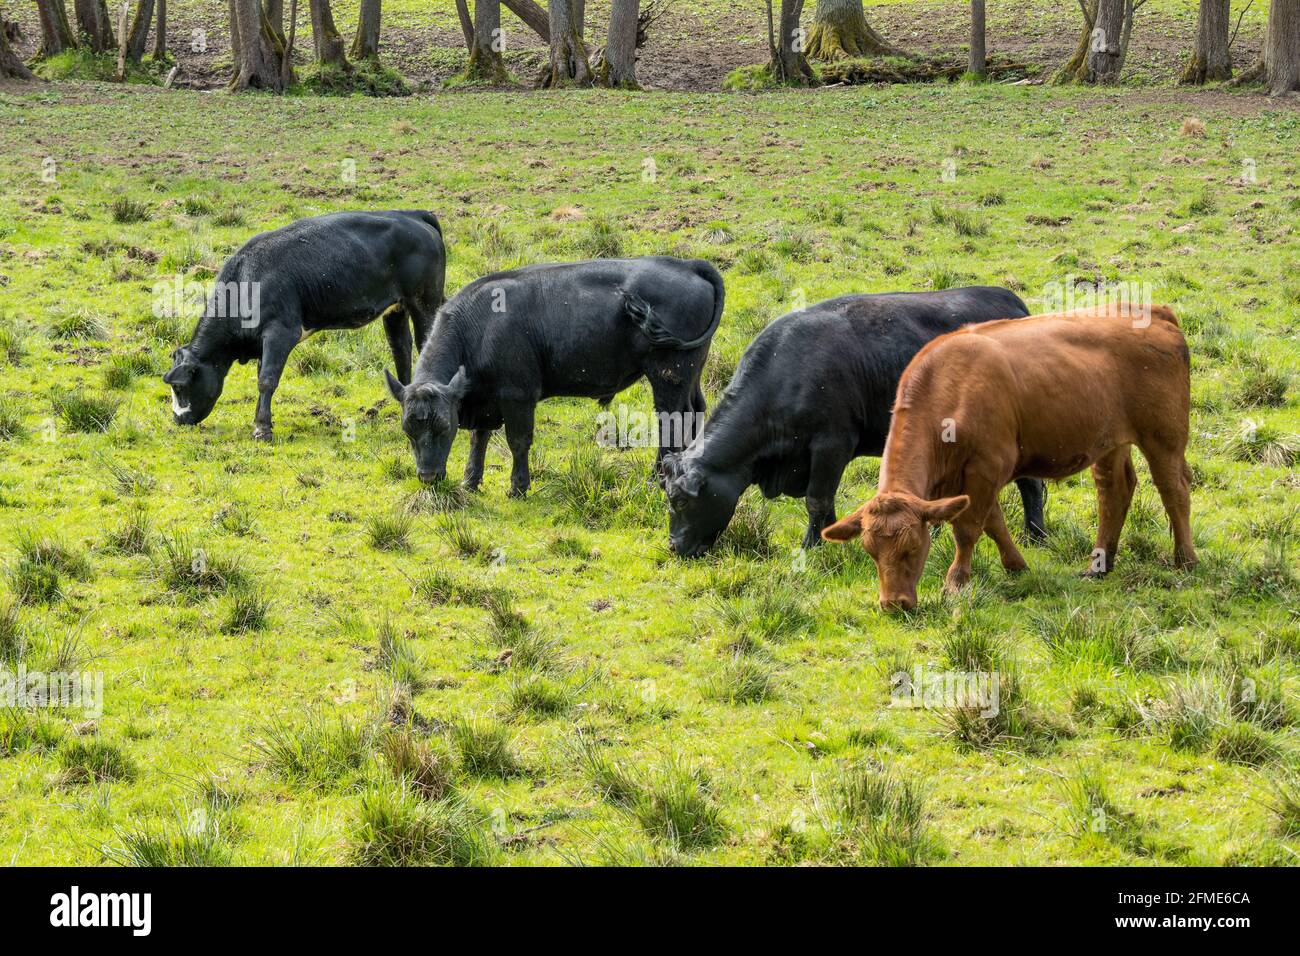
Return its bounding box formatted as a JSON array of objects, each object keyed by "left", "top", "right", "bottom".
[
  {"left": 383, "top": 308, "right": 414, "bottom": 386},
  {"left": 1144, "top": 447, "right": 1198, "bottom": 571},
  {"left": 463, "top": 428, "right": 492, "bottom": 492},
  {"left": 984, "top": 500, "right": 1029, "bottom": 573},
  {"left": 943, "top": 481, "right": 998, "bottom": 594},
  {"left": 253, "top": 332, "right": 296, "bottom": 442},
  {"left": 409, "top": 299, "right": 435, "bottom": 352},
  {"left": 501, "top": 401, "right": 536, "bottom": 499},
  {"left": 648, "top": 374, "right": 696, "bottom": 472},
  {"left": 1086, "top": 445, "right": 1137, "bottom": 578},
  {"left": 803, "top": 443, "right": 851, "bottom": 549},
  {"left": 1014, "top": 477, "right": 1047, "bottom": 542}
]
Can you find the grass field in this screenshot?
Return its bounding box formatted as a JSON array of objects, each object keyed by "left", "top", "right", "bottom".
[{"left": 0, "top": 78, "right": 1298, "bottom": 865}]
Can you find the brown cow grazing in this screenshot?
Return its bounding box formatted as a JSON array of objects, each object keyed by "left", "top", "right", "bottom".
[{"left": 822, "top": 302, "right": 1197, "bottom": 611}]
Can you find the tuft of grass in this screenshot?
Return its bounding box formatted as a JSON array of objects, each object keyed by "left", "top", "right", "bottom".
[
  {"left": 1211, "top": 723, "right": 1279, "bottom": 766},
  {"left": 104, "top": 504, "right": 153, "bottom": 556},
  {"left": 1060, "top": 767, "right": 1153, "bottom": 856},
  {"left": 156, "top": 532, "right": 248, "bottom": 598},
  {"left": 105, "top": 460, "right": 156, "bottom": 497},
  {"left": 0, "top": 397, "right": 25, "bottom": 441},
  {"left": 222, "top": 585, "right": 271, "bottom": 633},
  {"left": 437, "top": 512, "right": 494, "bottom": 562},
  {"left": 717, "top": 578, "right": 814, "bottom": 641},
  {"left": 366, "top": 512, "right": 413, "bottom": 552},
  {"left": 0, "top": 604, "right": 23, "bottom": 664},
  {"left": 451, "top": 717, "right": 520, "bottom": 778},
  {"left": 57, "top": 740, "right": 138, "bottom": 786},
  {"left": 1223, "top": 419, "right": 1298, "bottom": 467},
  {"left": 703, "top": 654, "right": 777, "bottom": 704},
  {"left": 102, "top": 352, "right": 155, "bottom": 389},
  {"left": 0, "top": 320, "right": 26, "bottom": 366},
  {"left": 375, "top": 619, "right": 425, "bottom": 689},
  {"left": 379, "top": 726, "right": 454, "bottom": 801},
  {"left": 110, "top": 198, "right": 152, "bottom": 224},
  {"left": 1030, "top": 606, "right": 1173, "bottom": 670},
  {"left": 351, "top": 786, "right": 496, "bottom": 866},
  {"left": 1264, "top": 773, "right": 1300, "bottom": 838},
  {"left": 930, "top": 201, "right": 988, "bottom": 236},
  {"left": 0, "top": 707, "right": 64, "bottom": 756},
  {"left": 714, "top": 501, "right": 777, "bottom": 560},
  {"left": 631, "top": 757, "right": 727, "bottom": 850},
  {"left": 485, "top": 602, "right": 562, "bottom": 672},
  {"left": 51, "top": 390, "right": 121, "bottom": 432},
  {"left": 103, "top": 806, "right": 234, "bottom": 866},
  {"left": 833, "top": 762, "right": 943, "bottom": 866},
  {"left": 249, "top": 712, "right": 371, "bottom": 791},
  {"left": 505, "top": 672, "right": 576, "bottom": 719},
  {"left": 48, "top": 308, "right": 110, "bottom": 341},
  {"left": 402, "top": 482, "right": 469, "bottom": 515}
]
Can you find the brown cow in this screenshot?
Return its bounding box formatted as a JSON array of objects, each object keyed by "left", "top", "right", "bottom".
[{"left": 823, "top": 302, "right": 1197, "bottom": 611}]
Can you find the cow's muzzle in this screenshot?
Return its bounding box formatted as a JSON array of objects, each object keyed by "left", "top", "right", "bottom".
[{"left": 418, "top": 470, "right": 446, "bottom": 485}]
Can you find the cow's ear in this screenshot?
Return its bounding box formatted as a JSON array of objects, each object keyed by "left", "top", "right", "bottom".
[
  {"left": 920, "top": 495, "right": 970, "bottom": 524},
  {"left": 163, "top": 362, "right": 194, "bottom": 386},
  {"left": 385, "top": 369, "right": 407, "bottom": 405},
  {"left": 821, "top": 510, "right": 864, "bottom": 542},
  {"left": 661, "top": 453, "right": 682, "bottom": 480},
  {"left": 446, "top": 365, "right": 470, "bottom": 400},
  {"left": 675, "top": 467, "right": 703, "bottom": 498}
]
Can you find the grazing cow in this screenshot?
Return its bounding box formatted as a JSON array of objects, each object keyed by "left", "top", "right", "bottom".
[
  {"left": 164, "top": 210, "right": 446, "bottom": 440},
  {"left": 823, "top": 302, "right": 1196, "bottom": 611},
  {"left": 662, "top": 287, "right": 1047, "bottom": 557},
  {"left": 386, "top": 256, "right": 724, "bottom": 495}
]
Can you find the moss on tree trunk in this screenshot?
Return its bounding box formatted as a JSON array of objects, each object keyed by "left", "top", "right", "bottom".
[{"left": 804, "top": 0, "right": 902, "bottom": 61}]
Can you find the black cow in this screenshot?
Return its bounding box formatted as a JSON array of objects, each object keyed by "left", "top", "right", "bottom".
[
  {"left": 163, "top": 210, "right": 446, "bottom": 440},
  {"left": 386, "top": 256, "right": 725, "bottom": 496},
  {"left": 662, "top": 287, "right": 1048, "bottom": 557}
]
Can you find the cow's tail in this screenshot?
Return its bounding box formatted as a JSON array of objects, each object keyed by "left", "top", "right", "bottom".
[{"left": 623, "top": 261, "right": 725, "bottom": 351}]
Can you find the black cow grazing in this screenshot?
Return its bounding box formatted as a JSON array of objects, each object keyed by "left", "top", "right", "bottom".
[
  {"left": 163, "top": 210, "right": 446, "bottom": 440},
  {"left": 386, "top": 256, "right": 725, "bottom": 496},
  {"left": 661, "top": 287, "right": 1048, "bottom": 557}
]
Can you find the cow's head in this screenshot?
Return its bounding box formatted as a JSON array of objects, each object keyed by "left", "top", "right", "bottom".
[
  {"left": 162, "top": 346, "right": 227, "bottom": 425},
  {"left": 386, "top": 366, "right": 469, "bottom": 483},
  {"left": 821, "top": 491, "right": 969, "bottom": 612},
  {"left": 663, "top": 454, "right": 745, "bottom": 558}
]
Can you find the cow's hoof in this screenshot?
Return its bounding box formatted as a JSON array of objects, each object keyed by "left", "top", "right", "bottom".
[
  {"left": 462, "top": 480, "right": 482, "bottom": 494},
  {"left": 1024, "top": 526, "right": 1048, "bottom": 544},
  {"left": 253, "top": 426, "right": 273, "bottom": 442},
  {"left": 1081, "top": 568, "right": 1109, "bottom": 580},
  {"left": 507, "top": 486, "right": 528, "bottom": 499}
]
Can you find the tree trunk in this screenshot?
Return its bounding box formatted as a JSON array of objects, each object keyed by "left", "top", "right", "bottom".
[
  {"left": 804, "top": 0, "right": 902, "bottom": 60},
  {"left": 467, "top": 0, "right": 507, "bottom": 81},
  {"left": 543, "top": 0, "right": 591, "bottom": 86},
  {"left": 454, "top": 0, "right": 473, "bottom": 48},
  {"left": 1241, "top": 0, "right": 1300, "bottom": 94},
  {"left": 350, "top": 0, "right": 380, "bottom": 60},
  {"left": 969, "top": 0, "right": 986, "bottom": 77},
  {"left": 36, "top": 0, "right": 79, "bottom": 57},
  {"left": 1, "top": 13, "right": 35, "bottom": 77},
  {"left": 601, "top": 0, "right": 639, "bottom": 87},
  {"left": 1089, "top": 0, "right": 1127, "bottom": 82},
  {"left": 1058, "top": 0, "right": 1139, "bottom": 83},
  {"left": 126, "top": 0, "right": 155, "bottom": 61},
  {"left": 281, "top": 0, "right": 296, "bottom": 85},
  {"left": 769, "top": 0, "right": 816, "bottom": 84},
  {"left": 153, "top": 0, "right": 165, "bottom": 57},
  {"left": 1181, "top": 0, "right": 1231, "bottom": 83},
  {"left": 309, "top": 0, "right": 348, "bottom": 67},
  {"left": 502, "top": 0, "right": 548, "bottom": 41},
  {"left": 264, "top": 0, "right": 285, "bottom": 47},
  {"left": 74, "top": 0, "right": 116, "bottom": 52},
  {"left": 230, "top": 0, "right": 285, "bottom": 90}
]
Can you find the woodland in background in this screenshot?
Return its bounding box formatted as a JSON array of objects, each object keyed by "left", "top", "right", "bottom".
[{"left": 0, "top": 1, "right": 1297, "bottom": 94}]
